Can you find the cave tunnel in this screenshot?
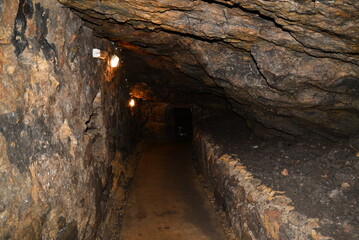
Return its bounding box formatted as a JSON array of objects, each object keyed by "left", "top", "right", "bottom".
[
  {"left": 166, "top": 106, "right": 193, "bottom": 138},
  {"left": 0, "top": 0, "right": 359, "bottom": 239}
]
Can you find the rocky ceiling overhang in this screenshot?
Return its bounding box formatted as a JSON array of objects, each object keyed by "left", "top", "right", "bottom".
[{"left": 58, "top": 0, "right": 359, "bottom": 138}]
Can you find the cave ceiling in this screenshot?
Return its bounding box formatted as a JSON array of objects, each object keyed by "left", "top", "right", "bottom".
[{"left": 58, "top": 0, "right": 359, "bottom": 138}]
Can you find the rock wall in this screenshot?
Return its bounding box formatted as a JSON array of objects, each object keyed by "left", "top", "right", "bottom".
[
  {"left": 145, "top": 102, "right": 169, "bottom": 138},
  {"left": 0, "top": 0, "right": 144, "bottom": 239}
]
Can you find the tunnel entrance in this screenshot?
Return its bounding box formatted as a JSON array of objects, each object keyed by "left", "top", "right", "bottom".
[{"left": 167, "top": 106, "right": 193, "bottom": 139}]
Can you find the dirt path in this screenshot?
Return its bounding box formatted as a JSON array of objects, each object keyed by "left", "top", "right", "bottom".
[{"left": 119, "top": 140, "right": 227, "bottom": 240}]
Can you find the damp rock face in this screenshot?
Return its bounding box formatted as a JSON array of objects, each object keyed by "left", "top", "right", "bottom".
[
  {"left": 0, "top": 0, "right": 144, "bottom": 239},
  {"left": 58, "top": 0, "right": 359, "bottom": 138}
]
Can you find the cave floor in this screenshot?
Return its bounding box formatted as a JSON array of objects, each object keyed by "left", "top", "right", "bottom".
[{"left": 119, "top": 140, "right": 228, "bottom": 240}]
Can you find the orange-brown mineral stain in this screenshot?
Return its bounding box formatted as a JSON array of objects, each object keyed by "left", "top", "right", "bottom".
[
  {"left": 0, "top": 50, "right": 3, "bottom": 74},
  {"left": 29, "top": 165, "right": 40, "bottom": 204}
]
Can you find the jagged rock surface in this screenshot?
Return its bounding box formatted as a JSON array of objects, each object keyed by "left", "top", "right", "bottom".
[
  {"left": 59, "top": 0, "right": 359, "bottom": 138},
  {"left": 0, "top": 0, "right": 145, "bottom": 239}
]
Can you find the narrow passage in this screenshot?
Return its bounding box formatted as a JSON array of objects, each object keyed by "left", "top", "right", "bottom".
[{"left": 120, "top": 140, "right": 227, "bottom": 240}]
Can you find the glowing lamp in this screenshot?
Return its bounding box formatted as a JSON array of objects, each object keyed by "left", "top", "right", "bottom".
[
  {"left": 110, "top": 55, "right": 120, "bottom": 68},
  {"left": 92, "top": 48, "right": 106, "bottom": 59},
  {"left": 129, "top": 99, "right": 135, "bottom": 107}
]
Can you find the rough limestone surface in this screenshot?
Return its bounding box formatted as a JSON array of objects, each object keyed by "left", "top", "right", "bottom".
[
  {"left": 0, "top": 0, "right": 143, "bottom": 239},
  {"left": 58, "top": 0, "right": 359, "bottom": 138}
]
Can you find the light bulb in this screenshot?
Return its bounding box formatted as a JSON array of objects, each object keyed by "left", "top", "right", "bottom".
[
  {"left": 129, "top": 99, "right": 135, "bottom": 107},
  {"left": 110, "top": 55, "right": 120, "bottom": 68}
]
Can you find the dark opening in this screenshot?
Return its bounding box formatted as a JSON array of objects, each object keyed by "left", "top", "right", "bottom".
[{"left": 169, "top": 107, "right": 193, "bottom": 138}]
